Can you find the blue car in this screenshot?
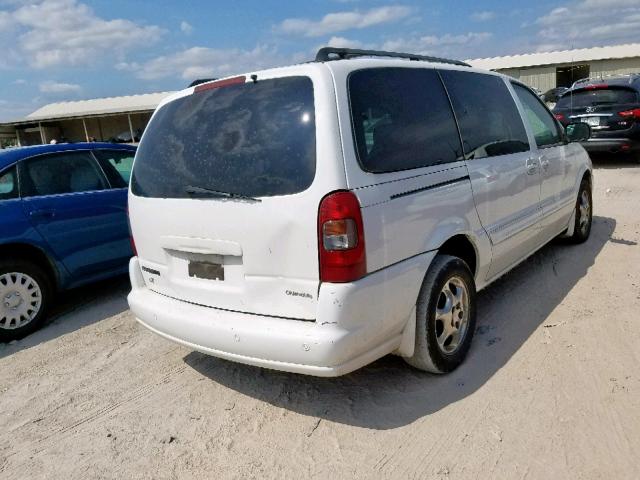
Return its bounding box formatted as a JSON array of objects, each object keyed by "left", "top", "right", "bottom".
[{"left": 0, "top": 143, "right": 136, "bottom": 340}]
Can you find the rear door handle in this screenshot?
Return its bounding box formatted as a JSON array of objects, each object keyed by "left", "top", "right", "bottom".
[
  {"left": 526, "top": 158, "right": 539, "bottom": 175},
  {"left": 29, "top": 209, "right": 56, "bottom": 220},
  {"left": 540, "top": 156, "right": 550, "bottom": 172}
]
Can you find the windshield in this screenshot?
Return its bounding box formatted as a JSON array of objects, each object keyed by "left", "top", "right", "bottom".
[
  {"left": 131, "top": 76, "right": 316, "bottom": 199},
  {"left": 556, "top": 87, "right": 638, "bottom": 109}
]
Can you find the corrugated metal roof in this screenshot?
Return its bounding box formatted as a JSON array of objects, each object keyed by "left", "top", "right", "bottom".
[
  {"left": 466, "top": 43, "right": 640, "bottom": 71},
  {"left": 23, "top": 91, "right": 175, "bottom": 122}
]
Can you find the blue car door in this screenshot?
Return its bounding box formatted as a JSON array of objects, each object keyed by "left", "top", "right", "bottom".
[{"left": 19, "top": 150, "right": 132, "bottom": 281}]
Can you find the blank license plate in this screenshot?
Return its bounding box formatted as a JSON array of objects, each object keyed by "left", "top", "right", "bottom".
[
  {"left": 188, "top": 261, "right": 224, "bottom": 281},
  {"left": 582, "top": 117, "right": 601, "bottom": 127}
]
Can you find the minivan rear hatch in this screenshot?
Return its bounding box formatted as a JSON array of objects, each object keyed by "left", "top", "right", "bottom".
[{"left": 129, "top": 67, "right": 343, "bottom": 320}]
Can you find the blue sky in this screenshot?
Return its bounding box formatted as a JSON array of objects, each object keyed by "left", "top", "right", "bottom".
[{"left": 1, "top": 0, "right": 639, "bottom": 121}]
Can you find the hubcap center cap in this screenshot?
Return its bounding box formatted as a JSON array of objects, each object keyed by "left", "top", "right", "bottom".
[{"left": 5, "top": 292, "right": 22, "bottom": 309}]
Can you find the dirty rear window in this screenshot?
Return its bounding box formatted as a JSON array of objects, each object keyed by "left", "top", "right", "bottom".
[{"left": 131, "top": 76, "right": 316, "bottom": 198}]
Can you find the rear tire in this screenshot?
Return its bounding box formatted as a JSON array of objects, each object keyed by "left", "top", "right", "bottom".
[
  {"left": 0, "top": 259, "right": 52, "bottom": 341},
  {"left": 566, "top": 178, "right": 592, "bottom": 244},
  {"left": 405, "top": 255, "right": 477, "bottom": 374}
]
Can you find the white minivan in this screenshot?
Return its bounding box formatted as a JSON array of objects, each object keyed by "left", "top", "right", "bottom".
[{"left": 127, "top": 48, "right": 593, "bottom": 376}]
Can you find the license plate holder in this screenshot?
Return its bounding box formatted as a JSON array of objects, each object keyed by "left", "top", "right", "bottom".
[
  {"left": 188, "top": 261, "right": 224, "bottom": 281},
  {"left": 581, "top": 116, "right": 601, "bottom": 127}
]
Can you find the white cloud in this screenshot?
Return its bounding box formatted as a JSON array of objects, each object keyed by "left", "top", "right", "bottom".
[
  {"left": 277, "top": 5, "right": 411, "bottom": 37},
  {"left": 0, "top": 10, "right": 12, "bottom": 30},
  {"left": 132, "top": 45, "right": 291, "bottom": 81},
  {"left": 535, "top": 0, "right": 640, "bottom": 51},
  {"left": 38, "top": 80, "right": 81, "bottom": 93},
  {"left": 0, "top": 0, "right": 163, "bottom": 68},
  {"left": 180, "top": 20, "right": 193, "bottom": 34},
  {"left": 471, "top": 11, "right": 495, "bottom": 22},
  {"left": 381, "top": 32, "right": 492, "bottom": 56},
  {"left": 326, "top": 36, "right": 364, "bottom": 49}
]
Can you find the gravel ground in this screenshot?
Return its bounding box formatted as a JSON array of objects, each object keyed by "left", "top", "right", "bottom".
[{"left": 1, "top": 159, "right": 639, "bottom": 480}]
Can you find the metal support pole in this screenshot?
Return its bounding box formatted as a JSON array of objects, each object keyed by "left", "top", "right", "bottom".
[
  {"left": 82, "top": 118, "right": 90, "bottom": 142},
  {"left": 127, "top": 114, "right": 135, "bottom": 143},
  {"left": 16, "top": 129, "right": 22, "bottom": 147},
  {"left": 39, "top": 122, "right": 46, "bottom": 144}
]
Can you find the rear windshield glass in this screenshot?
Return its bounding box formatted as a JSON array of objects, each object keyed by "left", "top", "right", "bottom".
[
  {"left": 556, "top": 88, "right": 638, "bottom": 109},
  {"left": 131, "top": 76, "right": 316, "bottom": 198}
]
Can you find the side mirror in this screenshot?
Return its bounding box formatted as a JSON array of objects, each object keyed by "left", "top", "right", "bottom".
[{"left": 565, "top": 122, "right": 591, "bottom": 142}]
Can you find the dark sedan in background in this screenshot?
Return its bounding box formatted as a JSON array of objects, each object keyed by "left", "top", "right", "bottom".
[{"left": 553, "top": 74, "right": 640, "bottom": 162}]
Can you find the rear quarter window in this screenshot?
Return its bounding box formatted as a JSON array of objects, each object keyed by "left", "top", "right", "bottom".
[
  {"left": 0, "top": 166, "right": 18, "bottom": 200},
  {"left": 93, "top": 149, "right": 135, "bottom": 188},
  {"left": 131, "top": 76, "right": 316, "bottom": 199},
  {"left": 348, "top": 67, "right": 463, "bottom": 173}
]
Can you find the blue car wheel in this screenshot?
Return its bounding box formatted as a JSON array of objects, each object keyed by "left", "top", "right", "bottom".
[{"left": 0, "top": 259, "right": 52, "bottom": 341}]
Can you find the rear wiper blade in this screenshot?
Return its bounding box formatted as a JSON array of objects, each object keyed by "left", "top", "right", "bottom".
[{"left": 185, "top": 185, "right": 261, "bottom": 202}]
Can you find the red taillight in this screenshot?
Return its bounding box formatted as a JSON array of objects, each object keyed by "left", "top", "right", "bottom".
[
  {"left": 193, "top": 76, "right": 246, "bottom": 93},
  {"left": 554, "top": 113, "right": 565, "bottom": 121},
  {"left": 619, "top": 108, "right": 640, "bottom": 120},
  {"left": 584, "top": 84, "right": 608, "bottom": 90},
  {"left": 126, "top": 207, "right": 137, "bottom": 256},
  {"left": 318, "top": 191, "right": 366, "bottom": 283}
]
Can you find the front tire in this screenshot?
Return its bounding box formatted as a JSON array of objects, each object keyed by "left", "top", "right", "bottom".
[
  {"left": 0, "top": 259, "right": 52, "bottom": 341},
  {"left": 567, "top": 178, "right": 592, "bottom": 244},
  {"left": 405, "top": 255, "right": 477, "bottom": 374}
]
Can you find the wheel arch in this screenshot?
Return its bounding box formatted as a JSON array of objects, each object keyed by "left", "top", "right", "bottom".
[
  {"left": 437, "top": 234, "right": 479, "bottom": 279},
  {"left": 0, "top": 242, "right": 61, "bottom": 290}
]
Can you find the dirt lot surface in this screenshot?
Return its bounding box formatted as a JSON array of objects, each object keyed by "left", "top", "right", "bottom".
[{"left": 1, "top": 160, "right": 639, "bottom": 480}]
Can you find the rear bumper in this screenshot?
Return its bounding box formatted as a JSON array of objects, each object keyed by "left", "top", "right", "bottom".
[
  {"left": 581, "top": 137, "right": 640, "bottom": 154},
  {"left": 127, "top": 253, "right": 434, "bottom": 376}
]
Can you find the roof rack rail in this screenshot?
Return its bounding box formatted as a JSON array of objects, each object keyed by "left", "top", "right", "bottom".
[
  {"left": 315, "top": 47, "right": 471, "bottom": 67},
  {"left": 571, "top": 72, "right": 640, "bottom": 88}
]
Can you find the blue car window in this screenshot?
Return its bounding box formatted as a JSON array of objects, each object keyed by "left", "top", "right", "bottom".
[
  {"left": 20, "top": 151, "right": 108, "bottom": 197},
  {"left": 0, "top": 166, "right": 18, "bottom": 200},
  {"left": 93, "top": 150, "right": 135, "bottom": 188}
]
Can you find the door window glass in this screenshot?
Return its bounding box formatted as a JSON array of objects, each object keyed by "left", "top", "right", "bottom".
[
  {"left": 0, "top": 166, "right": 18, "bottom": 200},
  {"left": 348, "top": 68, "right": 463, "bottom": 173},
  {"left": 93, "top": 150, "right": 135, "bottom": 187},
  {"left": 20, "top": 151, "right": 108, "bottom": 197},
  {"left": 440, "top": 70, "right": 530, "bottom": 159},
  {"left": 513, "top": 83, "right": 563, "bottom": 148}
]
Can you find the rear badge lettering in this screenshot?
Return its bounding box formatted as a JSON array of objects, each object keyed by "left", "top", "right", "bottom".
[{"left": 286, "top": 290, "right": 313, "bottom": 300}]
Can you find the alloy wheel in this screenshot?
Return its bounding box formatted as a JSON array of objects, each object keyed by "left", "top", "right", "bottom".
[
  {"left": 578, "top": 189, "right": 591, "bottom": 235},
  {"left": 434, "top": 276, "right": 470, "bottom": 354}
]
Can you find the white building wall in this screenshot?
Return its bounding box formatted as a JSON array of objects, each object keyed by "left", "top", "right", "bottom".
[
  {"left": 589, "top": 57, "right": 640, "bottom": 77},
  {"left": 497, "top": 66, "right": 557, "bottom": 92},
  {"left": 495, "top": 57, "right": 640, "bottom": 91}
]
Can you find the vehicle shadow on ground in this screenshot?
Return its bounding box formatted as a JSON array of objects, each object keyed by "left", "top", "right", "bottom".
[
  {"left": 185, "top": 216, "right": 617, "bottom": 430},
  {"left": 0, "top": 275, "right": 130, "bottom": 359}
]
